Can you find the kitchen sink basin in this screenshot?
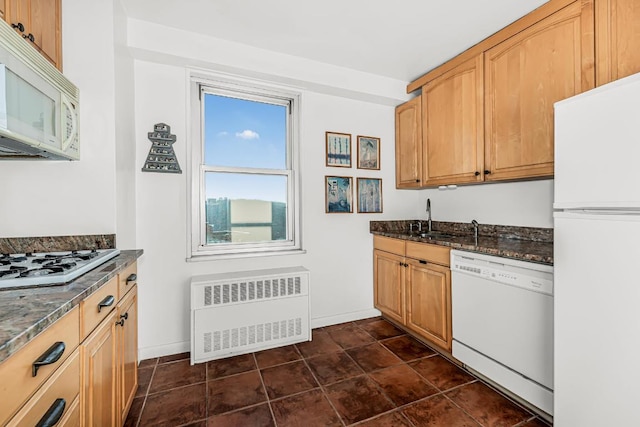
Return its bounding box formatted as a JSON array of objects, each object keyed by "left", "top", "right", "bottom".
[{"left": 417, "top": 231, "right": 454, "bottom": 239}]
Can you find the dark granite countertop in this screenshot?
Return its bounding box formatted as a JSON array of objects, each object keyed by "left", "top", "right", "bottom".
[
  {"left": 371, "top": 220, "right": 553, "bottom": 266},
  {"left": 0, "top": 249, "right": 143, "bottom": 363}
]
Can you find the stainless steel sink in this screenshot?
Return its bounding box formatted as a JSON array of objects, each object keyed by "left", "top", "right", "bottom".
[{"left": 417, "top": 231, "right": 454, "bottom": 239}]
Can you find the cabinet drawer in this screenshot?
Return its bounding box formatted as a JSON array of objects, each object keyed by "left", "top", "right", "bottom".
[
  {"left": 81, "top": 276, "right": 118, "bottom": 339},
  {"left": 58, "top": 395, "right": 80, "bottom": 427},
  {"left": 373, "top": 236, "right": 405, "bottom": 256},
  {"left": 7, "top": 349, "right": 80, "bottom": 427},
  {"left": 0, "top": 306, "right": 79, "bottom": 426},
  {"left": 118, "top": 262, "right": 138, "bottom": 299},
  {"left": 406, "top": 241, "right": 450, "bottom": 266}
]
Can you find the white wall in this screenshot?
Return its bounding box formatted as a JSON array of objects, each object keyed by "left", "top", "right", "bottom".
[
  {"left": 0, "top": 0, "right": 118, "bottom": 238},
  {"left": 0, "top": 0, "right": 553, "bottom": 360},
  {"left": 114, "top": 0, "right": 137, "bottom": 249},
  {"left": 413, "top": 180, "right": 554, "bottom": 228},
  {"left": 132, "top": 57, "right": 421, "bottom": 358}
]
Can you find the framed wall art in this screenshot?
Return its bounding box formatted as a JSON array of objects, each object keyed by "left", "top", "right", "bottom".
[
  {"left": 325, "top": 175, "right": 353, "bottom": 213},
  {"left": 357, "top": 135, "right": 380, "bottom": 170},
  {"left": 326, "top": 131, "right": 352, "bottom": 167},
  {"left": 357, "top": 178, "right": 382, "bottom": 213}
]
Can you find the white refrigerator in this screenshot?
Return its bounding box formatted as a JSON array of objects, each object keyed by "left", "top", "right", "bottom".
[{"left": 554, "top": 71, "right": 640, "bottom": 426}]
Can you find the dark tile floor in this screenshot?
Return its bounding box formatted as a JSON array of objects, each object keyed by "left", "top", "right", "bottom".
[{"left": 125, "top": 317, "right": 551, "bottom": 426}]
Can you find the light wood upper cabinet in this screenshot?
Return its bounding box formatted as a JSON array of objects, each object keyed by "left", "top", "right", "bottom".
[
  {"left": 484, "top": 0, "right": 595, "bottom": 181},
  {"left": 405, "top": 260, "right": 452, "bottom": 352},
  {"left": 395, "top": 96, "right": 423, "bottom": 188},
  {"left": 5, "top": 0, "right": 61, "bottom": 70},
  {"left": 422, "top": 54, "right": 484, "bottom": 186},
  {"left": 595, "top": 0, "right": 640, "bottom": 85}
]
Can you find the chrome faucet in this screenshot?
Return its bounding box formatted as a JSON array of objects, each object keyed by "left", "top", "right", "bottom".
[
  {"left": 471, "top": 219, "right": 479, "bottom": 243},
  {"left": 426, "top": 198, "right": 432, "bottom": 232}
]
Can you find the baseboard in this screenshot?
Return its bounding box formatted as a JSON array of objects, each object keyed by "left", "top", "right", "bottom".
[
  {"left": 139, "top": 340, "right": 190, "bottom": 361},
  {"left": 310, "top": 308, "right": 381, "bottom": 329},
  {"left": 138, "top": 308, "right": 381, "bottom": 361}
]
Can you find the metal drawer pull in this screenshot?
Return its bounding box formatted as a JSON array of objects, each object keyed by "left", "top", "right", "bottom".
[
  {"left": 419, "top": 260, "right": 427, "bottom": 264},
  {"left": 32, "top": 342, "right": 65, "bottom": 377},
  {"left": 36, "top": 398, "right": 66, "bottom": 427},
  {"left": 98, "top": 295, "right": 115, "bottom": 312},
  {"left": 126, "top": 273, "right": 137, "bottom": 284}
]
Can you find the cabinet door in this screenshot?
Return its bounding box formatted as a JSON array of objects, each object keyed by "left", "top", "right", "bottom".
[
  {"left": 117, "top": 286, "right": 138, "bottom": 424},
  {"left": 484, "top": 0, "right": 595, "bottom": 181},
  {"left": 596, "top": 0, "right": 640, "bottom": 85},
  {"left": 395, "top": 96, "right": 423, "bottom": 188},
  {"left": 373, "top": 250, "right": 405, "bottom": 324},
  {"left": 29, "top": 0, "right": 61, "bottom": 69},
  {"left": 422, "top": 54, "right": 484, "bottom": 186},
  {"left": 5, "top": 0, "right": 61, "bottom": 70},
  {"left": 405, "top": 260, "right": 451, "bottom": 351},
  {"left": 82, "top": 310, "right": 117, "bottom": 427}
]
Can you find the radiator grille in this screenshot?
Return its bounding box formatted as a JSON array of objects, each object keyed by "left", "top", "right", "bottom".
[
  {"left": 201, "top": 275, "right": 303, "bottom": 307},
  {"left": 191, "top": 267, "right": 310, "bottom": 364}
]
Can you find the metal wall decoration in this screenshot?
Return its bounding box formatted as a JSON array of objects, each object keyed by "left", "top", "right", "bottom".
[{"left": 142, "top": 123, "right": 182, "bottom": 173}]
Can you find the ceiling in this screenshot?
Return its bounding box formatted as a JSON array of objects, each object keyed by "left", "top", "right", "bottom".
[{"left": 120, "top": 0, "right": 549, "bottom": 83}]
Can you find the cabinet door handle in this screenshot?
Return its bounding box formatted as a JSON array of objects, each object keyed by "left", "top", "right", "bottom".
[
  {"left": 23, "top": 33, "right": 34, "bottom": 43},
  {"left": 98, "top": 295, "right": 115, "bottom": 312},
  {"left": 32, "top": 342, "right": 65, "bottom": 377},
  {"left": 11, "top": 22, "right": 24, "bottom": 32},
  {"left": 116, "top": 319, "right": 126, "bottom": 327},
  {"left": 474, "top": 171, "right": 481, "bottom": 176},
  {"left": 120, "top": 312, "right": 129, "bottom": 320},
  {"left": 36, "top": 398, "right": 66, "bottom": 427},
  {"left": 415, "top": 179, "right": 420, "bottom": 183},
  {"left": 484, "top": 170, "right": 491, "bottom": 175},
  {"left": 419, "top": 260, "right": 427, "bottom": 264},
  {"left": 126, "top": 273, "right": 137, "bottom": 284}
]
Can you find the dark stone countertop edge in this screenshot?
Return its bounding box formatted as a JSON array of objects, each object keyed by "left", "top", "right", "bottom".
[
  {"left": 0, "top": 249, "right": 144, "bottom": 363},
  {"left": 371, "top": 230, "right": 553, "bottom": 266},
  {"left": 370, "top": 220, "right": 554, "bottom": 266}
]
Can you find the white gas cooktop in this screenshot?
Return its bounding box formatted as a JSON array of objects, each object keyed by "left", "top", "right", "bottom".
[{"left": 0, "top": 249, "right": 120, "bottom": 290}]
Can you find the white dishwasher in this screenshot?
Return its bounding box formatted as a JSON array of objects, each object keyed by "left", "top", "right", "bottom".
[{"left": 450, "top": 250, "right": 554, "bottom": 416}]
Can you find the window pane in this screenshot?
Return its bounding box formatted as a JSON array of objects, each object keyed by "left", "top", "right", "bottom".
[
  {"left": 203, "top": 93, "right": 287, "bottom": 169},
  {"left": 205, "top": 172, "right": 288, "bottom": 244}
]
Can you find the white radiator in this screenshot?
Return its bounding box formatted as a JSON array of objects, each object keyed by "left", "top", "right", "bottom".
[{"left": 190, "top": 266, "right": 311, "bottom": 364}]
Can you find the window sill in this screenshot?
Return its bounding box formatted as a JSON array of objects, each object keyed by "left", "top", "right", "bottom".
[{"left": 186, "top": 248, "right": 306, "bottom": 262}]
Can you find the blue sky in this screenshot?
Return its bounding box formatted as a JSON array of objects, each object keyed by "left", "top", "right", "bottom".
[{"left": 204, "top": 94, "right": 287, "bottom": 203}]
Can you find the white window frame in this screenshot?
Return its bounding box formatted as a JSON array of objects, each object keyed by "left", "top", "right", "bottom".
[{"left": 188, "top": 73, "right": 302, "bottom": 260}]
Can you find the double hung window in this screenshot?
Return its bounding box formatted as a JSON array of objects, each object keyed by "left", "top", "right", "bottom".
[{"left": 190, "top": 78, "right": 301, "bottom": 258}]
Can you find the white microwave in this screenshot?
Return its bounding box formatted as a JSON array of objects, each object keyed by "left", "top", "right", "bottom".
[{"left": 0, "top": 20, "right": 79, "bottom": 160}]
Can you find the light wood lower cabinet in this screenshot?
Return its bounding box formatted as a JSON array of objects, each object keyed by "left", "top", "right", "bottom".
[
  {"left": 7, "top": 349, "right": 80, "bottom": 427},
  {"left": 373, "top": 249, "right": 405, "bottom": 324},
  {"left": 82, "top": 309, "right": 118, "bottom": 427},
  {"left": 117, "top": 286, "right": 138, "bottom": 425},
  {"left": 373, "top": 236, "right": 452, "bottom": 352},
  {"left": 2, "top": 261, "right": 139, "bottom": 426},
  {"left": 405, "top": 260, "right": 452, "bottom": 351},
  {"left": 82, "top": 268, "right": 139, "bottom": 427}
]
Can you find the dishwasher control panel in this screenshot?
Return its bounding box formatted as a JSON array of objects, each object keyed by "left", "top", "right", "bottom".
[{"left": 451, "top": 250, "right": 553, "bottom": 295}]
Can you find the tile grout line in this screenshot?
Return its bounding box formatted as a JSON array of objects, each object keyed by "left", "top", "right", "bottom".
[
  {"left": 296, "top": 347, "right": 348, "bottom": 427},
  {"left": 134, "top": 360, "right": 157, "bottom": 427},
  {"left": 254, "top": 351, "right": 280, "bottom": 427}
]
